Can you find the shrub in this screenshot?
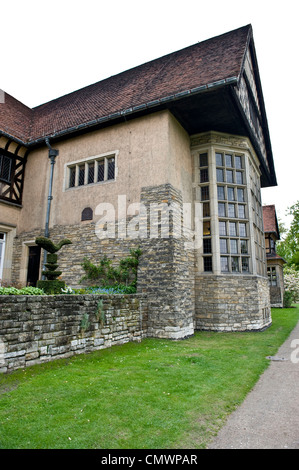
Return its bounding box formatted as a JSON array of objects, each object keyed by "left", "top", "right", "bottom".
[{"left": 0, "top": 286, "right": 45, "bottom": 295}]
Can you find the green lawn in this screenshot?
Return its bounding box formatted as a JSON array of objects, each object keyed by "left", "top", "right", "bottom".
[{"left": 0, "top": 306, "right": 298, "bottom": 449}]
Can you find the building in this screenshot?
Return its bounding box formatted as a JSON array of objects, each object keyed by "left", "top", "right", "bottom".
[
  {"left": 263, "top": 205, "right": 286, "bottom": 307},
  {"left": 0, "top": 24, "right": 277, "bottom": 337}
]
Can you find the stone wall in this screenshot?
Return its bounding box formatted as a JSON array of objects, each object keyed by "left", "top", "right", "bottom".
[
  {"left": 195, "top": 274, "right": 271, "bottom": 331},
  {"left": 0, "top": 294, "right": 146, "bottom": 373}
]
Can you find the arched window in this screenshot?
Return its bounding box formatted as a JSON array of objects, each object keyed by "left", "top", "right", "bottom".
[{"left": 81, "top": 207, "right": 93, "bottom": 221}]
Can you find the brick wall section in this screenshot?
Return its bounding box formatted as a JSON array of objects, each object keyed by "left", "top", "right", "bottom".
[
  {"left": 195, "top": 275, "right": 271, "bottom": 331},
  {"left": 0, "top": 294, "right": 146, "bottom": 373}
]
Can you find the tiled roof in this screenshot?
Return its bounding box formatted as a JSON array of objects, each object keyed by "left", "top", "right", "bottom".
[
  {"left": 0, "top": 25, "right": 251, "bottom": 144},
  {"left": 263, "top": 205, "right": 280, "bottom": 237}
]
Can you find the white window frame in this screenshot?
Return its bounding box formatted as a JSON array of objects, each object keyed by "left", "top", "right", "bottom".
[{"left": 63, "top": 151, "right": 118, "bottom": 191}]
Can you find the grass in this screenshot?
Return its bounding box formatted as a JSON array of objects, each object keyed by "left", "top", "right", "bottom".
[{"left": 0, "top": 305, "right": 298, "bottom": 449}]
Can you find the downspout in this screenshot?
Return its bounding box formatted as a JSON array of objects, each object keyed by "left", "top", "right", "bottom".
[{"left": 42, "top": 138, "right": 59, "bottom": 279}]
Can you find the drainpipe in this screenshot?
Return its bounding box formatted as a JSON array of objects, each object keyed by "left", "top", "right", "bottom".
[{"left": 42, "top": 138, "right": 59, "bottom": 279}]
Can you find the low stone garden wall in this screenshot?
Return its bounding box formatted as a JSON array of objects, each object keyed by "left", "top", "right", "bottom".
[{"left": 0, "top": 294, "right": 147, "bottom": 373}]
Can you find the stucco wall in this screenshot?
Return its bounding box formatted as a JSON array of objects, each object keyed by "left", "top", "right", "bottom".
[{"left": 17, "top": 110, "right": 192, "bottom": 233}]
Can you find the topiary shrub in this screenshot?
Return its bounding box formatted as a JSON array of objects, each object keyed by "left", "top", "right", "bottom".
[{"left": 35, "top": 236, "right": 72, "bottom": 294}]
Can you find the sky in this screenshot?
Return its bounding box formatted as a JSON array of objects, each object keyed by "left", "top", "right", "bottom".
[{"left": 1, "top": 0, "right": 298, "bottom": 230}]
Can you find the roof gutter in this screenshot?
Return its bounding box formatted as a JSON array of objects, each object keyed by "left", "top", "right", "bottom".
[{"left": 25, "top": 76, "right": 238, "bottom": 147}]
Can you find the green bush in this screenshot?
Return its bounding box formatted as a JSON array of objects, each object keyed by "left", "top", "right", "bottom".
[
  {"left": 283, "top": 290, "right": 294, "bottom": 308},
  {"left": 0, "top": 286, "right": 45, "bottom": 295},
  {"left": 36, "top": 280, "right": 65, "bottom": 295}
]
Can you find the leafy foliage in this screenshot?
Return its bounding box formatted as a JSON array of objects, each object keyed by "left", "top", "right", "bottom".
[
  {"left": 0, "top": 286, "right": 45, "bottom": 295},
  {"left": 277, "top": 201, "right": 299, "bottom": 269},
  {"left": 80, "top": 248, "right": 142, "bottom": 292}
]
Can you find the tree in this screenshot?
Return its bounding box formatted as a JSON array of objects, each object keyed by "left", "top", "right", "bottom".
[{"left": 276, "top": 201, "right": 299, "bottom": 270}]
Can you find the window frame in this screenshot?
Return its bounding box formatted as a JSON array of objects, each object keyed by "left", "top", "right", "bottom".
[{"left": 64, "top": 151, "right": 118, "bottom": 191}]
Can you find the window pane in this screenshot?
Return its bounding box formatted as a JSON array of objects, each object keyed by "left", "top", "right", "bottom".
[
  {"left": 203, "top": 221, "right": 211, "bottom": 236},
  {"left": 239, "top": 223, "right": 246, "bottom": 237},
  {"left": 226, "top": 170, "right": 233, "bottom": 183},
  {"left": 201, "top": 186, "right": 209, "bottom": 201},
  {"left": 231, "top": 257, "right": 240, "bottom": 272},
  {"left": 235, "top": 156, "right": 242, "bottom": 169},
  {"left": 97, "top": 160, "right": 105, "bottom": 182},
  {"left": 216, "top": 153, "right": 223, "bottom": 166},
  {"left": 218, "top": 203, "right": 226, "bottom": 217},
  {"left": 229, "top": 222, "right": 237, "bottom": 236},
  {"left": 88, "top": 162, "right": 94, "bottom": 184},
  {"left": 217, "top": 186, "right": 225, "bottom": 200},
  {"left": 200, "top": 168, "right": 209, "bottom": 183},
  {"left": 225, "top": 154, "right": 232, "bottom": 167},
  {"left": 240, "top": 240, "right": 248, "bottom": 254},
  {"left": 217, "top": 169, "right": 224, "bottom": 182},
  {"left": 228, "top": 203, "right": 235, "bottom": 218},
  {"left": 242, "top": 257, "right": 249, "bottom": 272},
  {"left": 227, "top": 187, "right": 235, "bottom": 201},
  {"left": 219, "top": 221, "right": 226, "bottom": 236},
  {"left": 221, "top": 256, "right": 229, "bottom": 272},
  {"left": 220, "top": 238, "right": 228, "bottom": 254},
  {"left": 203, "top": 202, "right": 210, "bottom": 217},
  {"left": 230, "top": 239, "right": 238, "bottom": 254},
  {"left": 238, "top": 205, "right": 246, "bottom": 219},
  {"left": 203, "top": 238, "right": 212, "bottom": 254},
  {"left": 200, "top": 153, "right": 208, "bottom": 167},
  {"left": 236, "top": 171, "right": 243, "bottom": 184},
  {"left": 204, "top": 257, "right": 213, "bottom": 272},
  {"left": 69, "top": 167, "right": 76, "bottom": 188},
  {"left": 0, "top": 155, "right": 12, "bottom": 182},
  {"left": 107, "top": 157, "right": 115, "bottom": 180},
  {"left": 78, "top": 164, "right": 85, "bottom": 186},
  {"left": 237, "top": 188, "right": 245, "bottom": 202}
]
